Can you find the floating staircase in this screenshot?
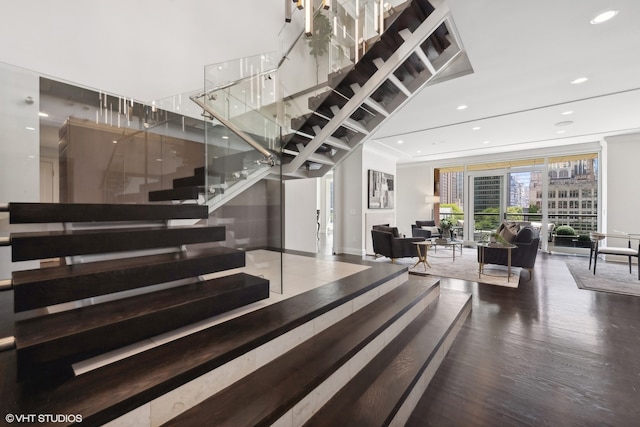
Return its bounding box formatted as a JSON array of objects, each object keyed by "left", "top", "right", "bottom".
[
  {"left": 149, "top": 155, "right": 272, "bottom": 211},
  {"left": 193, "top": 0, "right": 468, "bottom": 183},
  {"left": 0, "top": 202, "right": 269, "bottom": 383},
  {"left": 281, "top": 0, "right": 466, "bottom": 176}
]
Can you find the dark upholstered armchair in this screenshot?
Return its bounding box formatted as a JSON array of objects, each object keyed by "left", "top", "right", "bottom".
[
  {"left": 372, "top": 225, "right": 425, "bottom": 261},
  {"left": 477, "top": 226, "right": 540, "bottom": 271},
  {"left": 411, "top": 220, "right": 441, "bottom": 239}
]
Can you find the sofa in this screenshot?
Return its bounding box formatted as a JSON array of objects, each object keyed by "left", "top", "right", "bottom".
[
  {"left": 411, "top": 220, "right": 441, "bottom": 239},
  {"left": 372, "top": 225, "right": 425, "bottom": 261},
  {"left": 477, "top": 223, "right": 540, "bottom": 271}
]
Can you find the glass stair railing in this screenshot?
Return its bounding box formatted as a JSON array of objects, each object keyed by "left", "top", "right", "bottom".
[
  {"left": 190, "top": 53, "right": 283, "bottom": 211},
  {"left": 191, "top": 0, "right": 471, "bottom": 194}
]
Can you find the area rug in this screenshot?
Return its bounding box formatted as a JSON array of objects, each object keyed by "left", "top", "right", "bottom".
[
  {"left": 565, "top": 257, "right": 640, "bottom": 297},
  {"left": 375, "top": 247, "right": 521, "bottom": 288}
]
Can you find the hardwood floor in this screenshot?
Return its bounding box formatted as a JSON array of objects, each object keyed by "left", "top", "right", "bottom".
[{"left": 406, "top": 252, "right": 640, "bottom": 426}]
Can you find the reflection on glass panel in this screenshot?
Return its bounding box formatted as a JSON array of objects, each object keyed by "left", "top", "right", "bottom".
[
  {"left": 547, "top": 157, "right": 598, "bottom": 248},
  {"left": 472, "top": 175, "right": 503, "bottom": 241}
]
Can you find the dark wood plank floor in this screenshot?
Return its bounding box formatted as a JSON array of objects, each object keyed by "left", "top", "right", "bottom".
[{"left": 406, "top": 252, "right": 640, "bottom": 426}]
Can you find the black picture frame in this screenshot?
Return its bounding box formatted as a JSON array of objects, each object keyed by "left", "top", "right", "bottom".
[{"left": 368, "top": 169, "right": 395, "bottom": 209}]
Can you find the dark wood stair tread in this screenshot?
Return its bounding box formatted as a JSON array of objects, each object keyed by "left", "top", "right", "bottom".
[
  {"left": 162, "top": 279, "right": 440, "bottom": 427},
  {"left": 7, "top": 203, "right": 208, "bottom": 224},
  {"left": 304, "top": 290, "right": 472, "bottom": 426},
  {"left": 10, "top": 225, "right": 225, "bottom": 262},
  {"left": 148, "top": 186, "right": 203, "bottom": 202},
  {"left": 173, "top": 174, "right": 205, "bottom": 188},
  {"left": 12, "top": 246, "right": 245, "bottom": 312},
  {"left": 15, "top": 273, "right": 270, "bottom": 380},
  {"left": 1, "top": 262, "right": 406, "bottom": 426}
]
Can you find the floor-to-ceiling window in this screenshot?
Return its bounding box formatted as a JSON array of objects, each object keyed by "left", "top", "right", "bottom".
[{"left": 436, "top": 152, "right": 599, "bottom": 253}]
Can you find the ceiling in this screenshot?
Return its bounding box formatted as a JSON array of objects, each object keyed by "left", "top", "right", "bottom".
[
  {"left": 369, "top": 0, "right": 640, "bottom": 163},
  {"left": 2, "top": 1, "right": 638, "bottom": 165}
]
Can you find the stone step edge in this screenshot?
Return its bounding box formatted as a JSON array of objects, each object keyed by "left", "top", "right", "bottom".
[
  {"left": 104, "top": 270, "right": 415, "bottom": 427},
  {"left": 390, "top": 291, "right": 472, "bottom": 426},
  {"left": 270, "top": 278, "right": 443, "bottom": 427}
]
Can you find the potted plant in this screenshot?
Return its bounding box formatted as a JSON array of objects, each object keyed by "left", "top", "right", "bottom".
[
  {"left": 573, "top": 234, "right": 593, "bottom": 248},
  {"left": 488, "top": 232, "right": 510, "bottom": 246},
  {"left": 553, "top": 225, "right": 577, "bottom": 247},
  {"left": 307, "top": 12, "right": 333, "bottom": 84},
  {"left": 439, "top": 218, "right": 454, "bottom": 240}
]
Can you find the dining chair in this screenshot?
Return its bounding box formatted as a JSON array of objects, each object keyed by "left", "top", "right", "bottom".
[{"left": 591, "top": 232, "right": 640, "bottom": 279}]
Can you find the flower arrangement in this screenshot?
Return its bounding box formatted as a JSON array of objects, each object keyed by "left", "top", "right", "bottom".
[{"left": 439, "top": 218, "right": 454, "bottom": 231}]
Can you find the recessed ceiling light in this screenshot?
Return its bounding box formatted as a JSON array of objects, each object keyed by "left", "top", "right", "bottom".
[
  {"left": 555, "top": 120, "right": 574, "bottom": 126},
  {"left": 156, "top": 158, "right": 163, "bottom": 162},
  {"left": 472, "top": 126, "right": 481, "bottom": 130},
  {"left": 483, "top": 141, "right": 490, "bottom": 144},
  {"left": 591, "top": 10, "right": 618, "bottom": 24},
  {"left": 39, "top": 112, "right": 49, "bottom": 117},
  {"left": 416, "top": 150, "right": 422, "bottom": 153},
  {"left": 571, "top": 77, "right": 588, "bottom": 85},
  {"left": 557, "top": 130, "right": 566, "bottom": 134},
  {"left": 561, "top": 110, "right": 574, "bottom": 115},
  {"left": 112, "top": 140, "right": 118, "bottom": 144},
  {"left": 222, "top": 135, "right": 229, "bottom": 139},
  {"left": 397, "top": 140, "right": 403, "bottom": 144},
  {"left": 25, "top": 126, "right": 35, "bottom": 131},
  {"left": 456, "top": 105, "right": 468, "bottom": 110},
  {"left": 28, "top": 155, "right": 35, "bottom": 159}
]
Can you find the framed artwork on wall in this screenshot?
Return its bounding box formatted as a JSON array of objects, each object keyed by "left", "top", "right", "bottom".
[{"left": 368, "top": 169, "right": 395, "bottom": 209}]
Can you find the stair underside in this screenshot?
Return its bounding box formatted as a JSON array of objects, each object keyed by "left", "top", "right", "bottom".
[{"left": 281, "top": 0, "right": 467, "bottom": 176}]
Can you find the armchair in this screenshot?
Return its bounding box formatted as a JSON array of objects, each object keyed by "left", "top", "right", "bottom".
[
  {"left": 372, "top": 225, "right": 425, "bottom": 261},
  {"left": 411, "top": 220, "right": 441, "bottom": 239},
  {"left": 477, "top": 226, "right": 540, "bottom": 271}
]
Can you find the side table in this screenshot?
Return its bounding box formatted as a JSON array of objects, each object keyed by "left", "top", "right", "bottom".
[
  {"left": 412, "top": 241, "right": 432, "bottom": 271},
  {"left": 478, "top": 242, "right": 517, "bottom": 282}
]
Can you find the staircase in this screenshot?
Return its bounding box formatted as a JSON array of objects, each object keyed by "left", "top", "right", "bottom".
[
  {"left": 0, "top": 202, "right": 269, "bottom": 383},
  {"left": 192, "top": 0, "right": 469, "bottom": 191},
  {"left": 282, "top": 0, "right": 465, "bottom": 177},
  {"left": 0, "top": 202, "right": 471, "bottom": 426}
]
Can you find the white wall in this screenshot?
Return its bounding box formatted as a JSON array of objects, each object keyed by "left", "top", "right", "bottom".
[
  {"left": 397, "top": 163, "right": 434, "bottom": 237},
  {"left": 0, "top": 1, "right": 286, "bottom": 102},
  {"left": 334, "top": 145, "right": 364, "bottom": 255},
  {"left": 333, "top": 143, "right": 399, "bottom": 255},
  {"left": 363, "top": 146, "right": 398, "bottom": 254},
  {"left": 0, "top": 63, "right": 41, "bottom": 278},
  {"left": 604, "top": 133, "right": 640, "bottom": 236},
  {"left": 284, "top": 178, "right": 318, "bottom": 253}
]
